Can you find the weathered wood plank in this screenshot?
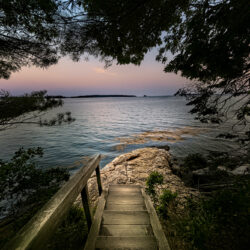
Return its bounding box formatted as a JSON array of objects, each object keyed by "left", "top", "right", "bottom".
[
  {"left": 84, "top": 190, "right": 107, "bottom": 250},
  {"left": 108, "top": 189, "right": 141, "bottom": 195},
  {"left": 95, "top": 236, "right": 158, "bottom": 249},
  {"left": 105, "top": 203, "right": 146, "bottom": 211},
  {"left": 100, "top": 224, "right": 154, "bottom": 236},
  {"left": 3, "top": 154, "right": 101, "bottom": 250},
  {"left": 141, "top": 188, "right": 171, "bottom": 250},
  {"left": 107, "top": 196, "right": 144, "bottom": 205},
  {"left": 108, "top": 191, "right": 142, "bottom": 198},
  {"left": 109, "top": 185, "right": 141, "bottom": 192},
  {"left": 108, "top": 193, "right": 143, "bottom": 199},
  {"left": 102, "top": 211, "right": 150, "bottom": 225}
]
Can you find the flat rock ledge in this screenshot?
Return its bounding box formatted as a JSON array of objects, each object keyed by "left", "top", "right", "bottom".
[{"left": 75, "top": 147, "right": 199, "bottom": 207}]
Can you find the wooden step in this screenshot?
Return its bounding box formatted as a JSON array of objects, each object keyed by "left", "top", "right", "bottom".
[
  {"left": 108, "top": 189, "right": 141, "bottom": 195},
  {"left": 95, "top": 236, "right": 158, "bottom": 249},
  {"left": 106, "top": 195, "right": 144, "bottom": 205},
  {"left": 100, "top": 225, "right": 154, "bottom": 236},
  {"left": 105, "top": 203, "right": 146, "bottom": 211},
  {"left": 102, "top": 211, "right": 150, "bottom": 225},
  {"left": 108, "top": 191, "right": 142, "bottom": 197},
  {"left": 108, "top": 191, "right": 142, "bottom": 196},
  {"left": 109, "top": 185, "right": 141, "bottom": 192}
]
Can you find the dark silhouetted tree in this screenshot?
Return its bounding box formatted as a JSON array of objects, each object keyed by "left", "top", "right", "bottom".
[
  {"left": 0, "top": 0, "right": 62, "bottom": 79},
  {"left": 69, "top": 0, "right": 249, "bottom": 150},
  {"left": 0, "top": 90, "right": 75, "bottom": 130},
  {"left": 1, "top": 1, "right": 249, "bottom": 147}
]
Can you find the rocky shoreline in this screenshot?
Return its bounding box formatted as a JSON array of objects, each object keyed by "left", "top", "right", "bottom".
[{"left": 76, "top": 147, "right": 199, "bottom": 207}]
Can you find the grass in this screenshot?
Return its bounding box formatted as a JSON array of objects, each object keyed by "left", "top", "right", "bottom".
[
  {"left": 145, "top": 171, "right": 250, "bottom": 250},
  {"left": 161, "top": 179, "right": 250, "bottom": 250}
]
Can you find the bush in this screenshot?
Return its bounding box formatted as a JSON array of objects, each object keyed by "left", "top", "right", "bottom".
[
  {"left": 47, "top": 205, "right": 88, "bottom": 250},
  {"left": 0, "top": 147, "right": 69, "bottom": 216},
  {"left": 146, "top": 171, "right": 164, "bottom": 196},
  {"left": 176, "top": 179, "right": 250, "bottom": 250},
  {"left": 157, "top": 189, "right": 177, "bottom": 219},
  {"left": 0, "top": 148, "right": 69, "bottom": 248}
]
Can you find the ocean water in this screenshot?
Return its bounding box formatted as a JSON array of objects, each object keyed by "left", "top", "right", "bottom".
[{"left": 0, "top": 97, "right": 238, "bottom": 172}]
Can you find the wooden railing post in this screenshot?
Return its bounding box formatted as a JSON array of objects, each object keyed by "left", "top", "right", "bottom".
[
  {"left": 96, "top": 164, "right": 103, "bottom": 196},
  {"left": 81, "top": 184, "right": 92, "bottom": 231}
]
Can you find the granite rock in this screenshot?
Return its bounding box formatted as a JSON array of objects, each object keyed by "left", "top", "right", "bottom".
[{"left": 75, "top": 147, "right": 199, "bottom": 207}]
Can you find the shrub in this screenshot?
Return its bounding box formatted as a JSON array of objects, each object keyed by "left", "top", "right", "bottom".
[
  {"left": 146, "top": 171, "right": 163, "bottom": 196},
  {"left": 157, "top": 189, "right": 177, "bottom": 219},
  {"left": 0, "top": 148, "right": 69, "bottom": 248},
  {"left": 47, "top": 205, "right": 88, "bottom": 250},
  {"left": 176, "top": 179, "right": 250, "bottom": 250}
]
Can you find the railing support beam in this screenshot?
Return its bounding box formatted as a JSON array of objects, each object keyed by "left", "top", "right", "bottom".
[
  {"left": 81, "top": 184, "right": 92, "bottom": 231},
  {"left": 96, "top": 164, "right": 103, "bottom": 196}
]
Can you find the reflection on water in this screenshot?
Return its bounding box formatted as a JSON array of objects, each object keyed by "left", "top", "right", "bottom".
[{"left": 0, "top": 97, "right": 239, "bottom": 170}]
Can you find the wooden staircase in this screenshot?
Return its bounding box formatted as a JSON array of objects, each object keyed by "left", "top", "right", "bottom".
[
  {"left": 84, "top": 184, "right": 170, "bottom": 250},
  {"left": 3, "top": 156, "right": 168, "bottom": 250}
]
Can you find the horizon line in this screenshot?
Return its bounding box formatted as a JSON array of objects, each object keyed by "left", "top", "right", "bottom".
[{"left": 45, "top": 94, "right": 175, "bottom": 98}]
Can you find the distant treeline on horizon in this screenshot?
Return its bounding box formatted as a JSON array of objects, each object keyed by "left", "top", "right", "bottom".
[
  {"left": 44, "top": 95, "right": 179, "bottom": 99},
  {"left": 46, "top": 95, "right": 137, "bottom": 98}
]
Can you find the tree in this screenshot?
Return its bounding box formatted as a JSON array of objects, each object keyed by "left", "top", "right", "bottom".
[
  {"left": 1, "top": 1, "right": 249, "bottom": 146},
  {"left": 69, "top": 0, "right": 249, "bottom": 150},
  {"left": 0, "top": 0, "right": 61, "bottom": 79},
  {"left": 0, "top": 0, "right": 90, "bottom": 79},
  {"left": 62, "top": 0, "right": 189, "bottom": 65},
  {"left": 0, "top": 89, "right": 76, "bottom": 243},
  {"left": 0, "top": 90, "right": 75, "bottom": 131},
  {"left": 0, "top": 147, "right": 70, "bottom": 247},
  {"left": 164, "top": 0, "right": 250, "bottom": 152}
]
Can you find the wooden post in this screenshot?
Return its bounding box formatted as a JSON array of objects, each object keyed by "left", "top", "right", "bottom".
[
  {"left": 81, "top": 184, "right": 92, "bottom": 231},
  {"left": 96, "top": 165, "right": 103, "bottom": 196}
]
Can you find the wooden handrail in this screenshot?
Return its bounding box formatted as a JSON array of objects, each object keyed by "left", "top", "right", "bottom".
[{"left": 3, "top": 154, "right": 102, "bottom": 250}]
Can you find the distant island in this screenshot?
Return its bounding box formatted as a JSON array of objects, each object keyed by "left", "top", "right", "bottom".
[{"left": 47, "top": 95, "right": 137, "bottom": 98}]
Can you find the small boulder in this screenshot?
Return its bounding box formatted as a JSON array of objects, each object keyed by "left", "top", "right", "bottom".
[
  {"left": 231, "top": 164, "right": 250, "bottom": 175},
  {"left": 192, "top": 167, "right": 210, "bottom": 176},
  {"left": 217, "top": 166, "right": 228, "bottom": 172}
]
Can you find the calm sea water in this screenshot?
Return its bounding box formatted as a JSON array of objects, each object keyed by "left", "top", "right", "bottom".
[{"left": 0, "top": 97, "right": 237, "bottom": 172}]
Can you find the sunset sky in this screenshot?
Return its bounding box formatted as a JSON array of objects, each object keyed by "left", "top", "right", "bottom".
[{"left": 0, "top": 48, "right": 190, "bottom": 96}]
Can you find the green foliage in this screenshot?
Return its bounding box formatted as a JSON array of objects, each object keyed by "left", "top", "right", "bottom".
[
  {"left": 145, "top": 171, "right": 164, "bottom": 196},
  {"left": 80, "top": 0, "right": 249, "bottom": 147},
  {"left": 0, "top": 0, "right": 60, "bottom": 78},
  {"left": 0, "top": 147, "right": 69, "bottom": 217},
  {"left": 184, "top": 153, "right": 207, "bottom": 171},
  {"left": 161, "top": 0, "right": 249, "bottom": 82},
  {"left": 77, "top": 0, "right": 249, "bottom": 89},
  {"left": 176, "top": 180, "right": 250, "bottom": 250},
  {"left": 1, "top": 0, "right": 249, "bottom": 142},
  {"left": 157, "top": 189, "right": 177, "bottom": 219},
  {"left": 0, "top": 147, "right": 69, "bottom": 247},
  {"left": 47, "top": 205, "right": 88, "bottom": 250},
  {"left": 0, "top": 90, "right": 75, "bottom": 129},
  {"left": 70, "top": 0, "right": 188, "bottom": 65}
]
